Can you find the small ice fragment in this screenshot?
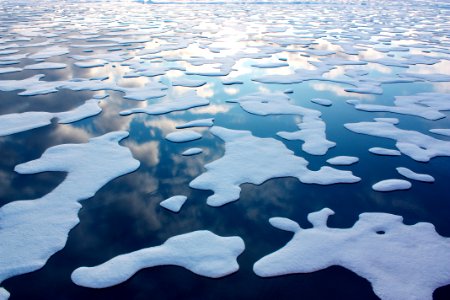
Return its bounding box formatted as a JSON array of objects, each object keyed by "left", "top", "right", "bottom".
[
  {"left": 176, "top": 118, "right": 214, "bottom": 129},
  {"left": 182, "top": 148, "right": 203, "bottom": 156},
  {"left": 24, "top": 62, "right": 67, "bottom": 70},
  {"left": 326, "top": 156, "right": 359, "bottom": 165},
  {"left": 374, "top": 118, "right": 399, "bottom": 124},
  {"left": 429, "top": 129, "right": 450, "bottom": 137},
  {"left": 369, "top": 147, "right": 401, "bottom": 156},
  {"left": 71, "top": 230, "right": 245, "bottom": 288},
  {"left": 372, "top": 179, "right": 412, "bottom": 192},
  {"left": 396, "top": 167, "right": 434, "bottom": 183},
  {"left": 311, "top": 98, "right": 332, "bottom": 107},
  {"left": 160, "top": 195, "right": 188, "bottom": 213},
  {"left": 165, "top": 130, "right": 202, "bottom": 143}
]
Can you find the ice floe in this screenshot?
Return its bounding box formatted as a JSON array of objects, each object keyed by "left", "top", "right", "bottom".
[
  {"left": 369, "top": 147, "right": 401, "bottom": 156},
  {"left": 372, "top": 179, "right": 412, "bottom": 192},
  {"left": 181, "top": 148, "right": 203, "bottom": 156},
  {"left": 254, "top": 208, "right": 450, "bottom": 300},
  {"left": 176, "top": 118, "right": 214, "bottom": 129},
  {"left": 71, "top": 230, "right": 245, "bottom": 288},
  {"left": 326, "top": 156, "right": 359, "bottom": 166},
  {"left": 24, "top": 62, "right": 67, "bottom": 70},
  {"left": 0, "top": 99, "right": 102, "bottom": 136},
  {"left": 310, "top": 98, "right": 332, "bottom": 106},
  {"left": 396, "top": 167, "right": 434, "bottom": 183},
  {"left": 430, "top": 129, "right": 450, "bottom": 137},
  {"left": 120, "top": 91, "right": 209, "bottom": 116},
  {"left": 160, "top": 195, "right": 188, "bottom": 213},
  {"left": 345, "top": 121, "right": 450, "bottom": 162},
  {"left": 190, "top": 126, "right": 359, "bottom": 206},
  {"left": 165, "top": 130, "right": 202, "bottom": 143},
  {"left": 0, "top": 132, "right": 140, "bottom": 294},
  {"left": 29, "top": 46, "right": 69, "bottom": 60}
]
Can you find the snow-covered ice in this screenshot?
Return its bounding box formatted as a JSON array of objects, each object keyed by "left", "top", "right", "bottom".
[
  {"left": 165, "top": 130, "right": 202, "bottom": 143},
  {"left": 372, "top": 179, "right": 412, "bottom": 192},
  {"left": 254, "top": 208, "right": 450, "bottom": 300},
  {"left": 396, "top": 167, "right": 434, "bottom": 183},
  {"left": 71, "top": 230, "right": 245, "bottom": 288},
  {"left": 369, "top": 147, "right": 401, "bottom": 156},
  {"left": 326, "top": 156, "right": 359, "bottom": 166},
  {"left": 182, "top": 148, "right": 203, "bottom": 156},
  {"left": 160, "top": 195, "right": 188, "bottom": 213}
]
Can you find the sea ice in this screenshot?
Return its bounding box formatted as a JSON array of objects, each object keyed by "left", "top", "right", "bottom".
[
  {"left": 24, "top": 62, "right": 67, "bottom": 70},
  {"left": 430, "top": 129, "right": 450, "bottom": 137},
  {"left": 369, "top": 147, "right": 401, "bottom": 156},
  {"left": 254, "top": 208, "right": 450, "bottom": 300},
  {"left": 165, "top": 130, "right": 202, "bottom": 143},
  {"left": 0, "top": 67, "right": 21, "bottom": 74},
  {"left": 182, "top": 148, "right": 203, "bottom": 156},
  {"left": 190, "top": 126, "right": 360, "bottom": 206},
  {"left": 29, "top": 46, "right": 69, "bottom": 60},
  {"left": 310, "top": 98, "right": 332, "bottom": 106},
  {"left": 372, "top": 179, "right": 412, "bottom": 192},
  {"left": 160, "top": 195, "right": 188, "bottom": 213},
  {"left": 120, "top": 91, "right": 209, "bottom": 116},
  {"left": 0, "top": 99, "right": 102, "bottom": 136},
  {"left": 172, "top": 78, "right": 207, "bottom": 87},
  {"left": 71, "top": 230, "right": 245, "bottom": 288},
  {"left": 396, "top": 167, "right": 434, "bottom": 183},
  {"left": 0, "top": 132, "right": 140, "bottom": 294},
  {"left": 326, "top": 156, "right": 359, "bottom": 165},
  {"left": 345, "top": 121, "right": 450, "bottom": 162},
  {"left": 176, "top": 118, "right": 214, "bottom": 129}
]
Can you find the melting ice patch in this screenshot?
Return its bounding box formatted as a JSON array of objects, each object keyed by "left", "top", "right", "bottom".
[
  {"left": 182, "top": 147, "right": 203, "bottom": 156},
  {"left": 160, "top": 195, "right": 188, "bottom": 213},
  {"left": 369, "top": 147, "right": 401, "bottom": 156},
  {"left": 176, "top": 118, "right": 214, "bottom": 129},
  {"left": 165, "top": 130, "right": 202, "bottom": 143},
  {"left": 372, "top": 179, "right": 412, "bottom": 192},
  {"left": 189, "top": 126, "right": 360, "bottom": 207},
  {"left": 0, "top": 132, "right": 140, "bottom": 295},
  {"left": 254, "top": 208, "right": 450, "bottom": 300},
  {"left": 71, "top": 230, "right": 245, "bottom": 288},
  {"left": 344, "top": 121, "right": 450, "bottom": 162},
  {"left": 0, "top": 99, "right": 102, "bottom": 136},
  {"left": 326, "top": 156, "right": 359, "bottom": 166},
  {"left": 396, "top": 167, "right": 434, "bottom": 183}
]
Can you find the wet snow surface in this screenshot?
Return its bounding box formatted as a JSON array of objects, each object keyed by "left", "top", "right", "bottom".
[{"left": 0, "top": 0, "right": 450, "bottom": 299}]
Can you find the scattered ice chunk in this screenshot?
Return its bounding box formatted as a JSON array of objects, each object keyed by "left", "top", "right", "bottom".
[
  {"left": 374, "top": 118, "right": 399, "bottom": 124},
  {"left": 251, "top": 61, "right": 289, "bottom": 68},
  {"left": 172, "top": 78, "right": 207, "bottom": 87},
  {"left": 29, "top": 46, "right": 69, "bottom": 60},
  {"left": 310, "top": 98, "right": 332, "bottom": 106},
  {"left": 221, "top": 78, "right": 243, "bottom": 85},
  {"left": 0, "top": 67, "right": 21, "bottom": 74},
  {"left": 160, "top": 195, "right": 188, "bottom": 213},
  {"left": 176, "top": 118, "right": 214, "bottom": 129},
  {"left": 254, "top": 208, "right": 450, "bottom": 300},
  {"left": 182, "top": 148, "right": 203, "bottom": 156},
  {"left": 165, "top": 130, "right": 202, "bottom": 143},
  {"left": 24, "top": 62, "right": 67, "bottom": 70},
  {"left": 0, "top": 99, "right": 102, "bottom": 136},
  {"left": 354, "top": 93, "right": 450, "bottom": 121},
  {"left": 120, "top": 91, "right": 209, "bottom": 115},
  {"left": 326, "top": 156, "right": 359, "bottom": 165},
  {"left": 396, "top": 167, "right": 434, "bottom": 183},
  {"left": 71, "top": 230, "right": 245, "bottom": 288},
  {"left": 74, "top": 59, "right": 107, "bottom": 68},
  {"left": 369, "top": 147, "right": 401, "bottom": 156},
  {"left": 269, "top": 217, "right": 301, "bottom": 232},
  {"left": 372, "top": 179, "right": 412, "bottom": 192},
  {"left": 345, "top": 121, "right": 450, "bottom": 162},
  {"left": 0, "top": 287, "right": 9, "bottom": 300},
  {"left": 0, "top": 132, "right": 140, "bottom": 290},
  {"left": 190, "top": 126, "right": 359, "bottom": 207},
  {"left": 430, "top": 129, "right": 450, "bottom": 137}
]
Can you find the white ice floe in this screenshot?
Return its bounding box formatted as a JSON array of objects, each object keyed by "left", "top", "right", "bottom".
[
  {"left": 0, "top": 132, "right": 140, "bottom": 292},
  {"left": 228, "top": 92, "right": 335, "bottom": 155},
  {"left": 165, "top": 130, "right": 202, "bottom": 143},
  {"left": 254, "top": 208, "right": 450, "bottom": 300},
  {"left": 372, "top": 179, "right": 412, "bottom": 192},
  {"left": 182, "top": 148, "right": 203, "bottom": 156},
  {"left": 120, "top": 91, "right": 209, "bottom": 116},
  {"left": 0, "top": 67, "right": 21, "bottom": 74},
  {"left": 0, "top": 99, "right": 102, "bottom": 136},
  {"left": 29, "top": 46, "right": 69, "bottom": 60},
  {"left": 369, "top": 147, "right": 401, "bottom": 156},
  {"left": 430, "top": 129, "right": 450, "bottom": 137},
  {"left": 396, "top": 167, "right": 434, "bottom": 183},
  {"left": 0, "top": 287, "right": 9, "bottom": 300},
  {"left": 190, "top": 126, "right": 360, "bottom": 206},
  {"left": 345, "top": 121, "right": 450, "bottom": 162},
  {"left": 24, "top": 62, "right": 67, "bottom": 70},
  {"left": 310, "top": 98, "right": 332, "bottom": 106},
  {"left": 172, "top": 78, "right": 206, "bottom": 87},
  {"left": 160, "top": 195, "right": 188, "bottom": 213},
  {"left": 250, "top": 61, "right": 289, "bottom": 68},
  {"left": 374, "top": 118, "right": 399, "bottom": 124},
  {"left": 71, "top": 230, "right": 245, "bottom": 288},
  {"left": 326, "top": 156, "right": 359, "bottom": 166},
  {"left": 176, "top": 118, "right": 214, "bottom": 129},
  {"left": 354, "top": 93, "right": 450, "bottom": 121}
]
